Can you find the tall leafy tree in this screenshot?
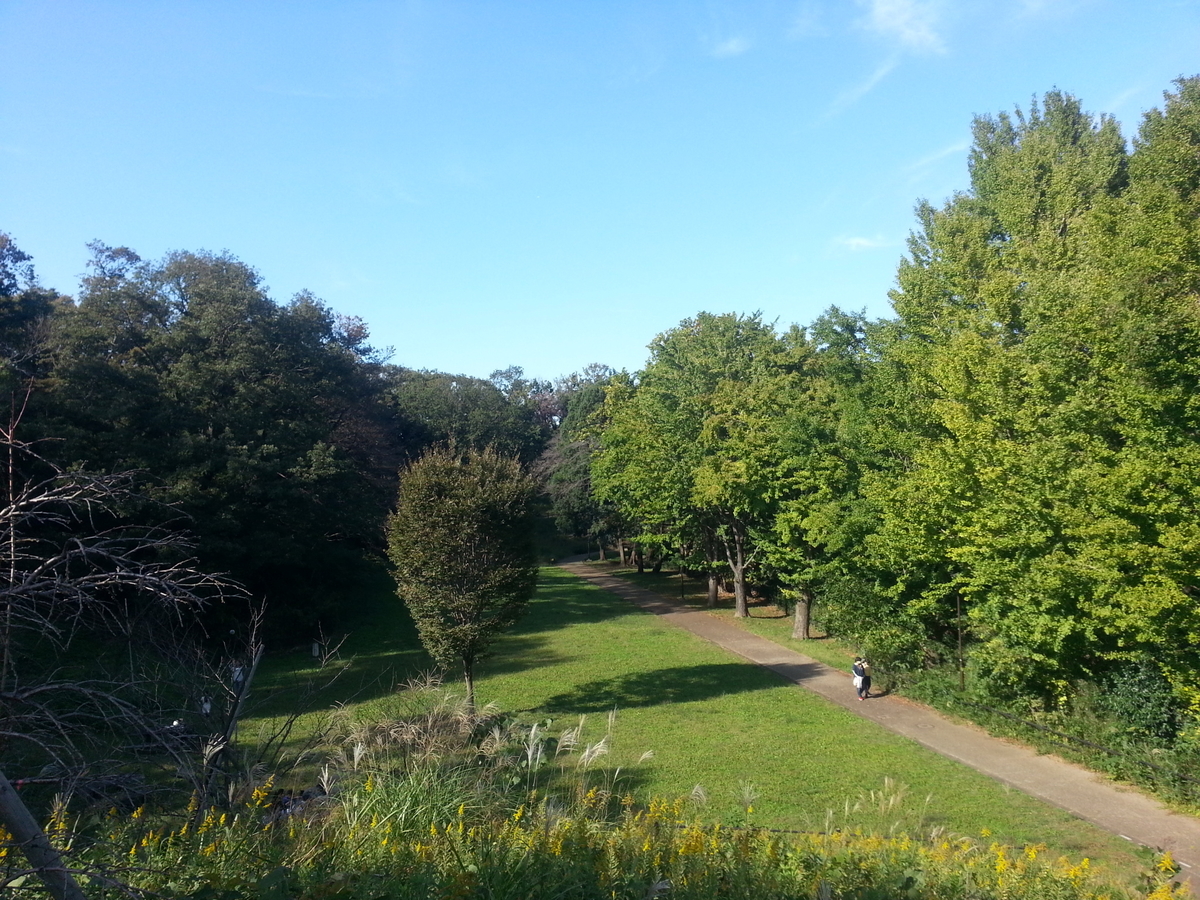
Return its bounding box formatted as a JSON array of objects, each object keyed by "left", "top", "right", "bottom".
[
  {"left": 387, "top": 368, "right": 551, "bottom": 465},
  {"left": 593, "top": 313, "right": 791, "bottom": 615},
  {"left": 386, "top": 446, "right": 538, "bottom": 710},
  {"left": 537, "top": 365, "right": 616, "bottom": 547},
  {"left": 872, "top": 84, "right": 1200, "bottom": 710},
  {"left": 44, "top": 247, "right": 394, "bottom": 632},
  {"left": 757, "top": 310, "right": 883, "bottom": 641}
]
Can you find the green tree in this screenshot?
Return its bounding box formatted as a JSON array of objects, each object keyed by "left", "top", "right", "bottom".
[
  {"left": 43, "top": 247, "right": 395, "bottom": 632},
  {"left": 871, "top": 91, "right": 1132, "bottom": 696},
  {"left": 871, "top": 83, "right": 1200, "bottom": 711},
  {"left": 537, "top": 365, "right": 615, "bottom": 546},
  {"left": 756, "top": 310, "right": 883, "bottom": 641},
  {"left": 387, "top": 368, "right": 551, "bottom": 464},
  {"left": 593, "top": 313, "right": 791, "bottom": 616},
  {"left": 387, "top": 446, "right": 539, "bottom": 710}
]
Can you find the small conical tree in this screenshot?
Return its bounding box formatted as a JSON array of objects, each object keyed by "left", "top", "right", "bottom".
[{"left": 387, "top": 445, "right": 538, "bottom": 710}]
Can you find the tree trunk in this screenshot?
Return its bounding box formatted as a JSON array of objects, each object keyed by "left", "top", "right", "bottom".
[
  {"left": 0, "top": 770, "right": 88, "bottom": 900},
  {"left": 732, "top": 569, "right": 748, "bottom": 617},
  {"left": 199, "top": 643, "right": 264, "bottom": 818},
  {"left": 617, "top": 538, "right": 627, "bottom": 567},
  {"left": 726, "top": 531, "right": 749, "bottom": 618},
  {"left": 463, "top": 662, "right": 476, "bottom": 716},
  {"left": 791, "top": 588, "right": 812, "bottom": 640},
  {"left": 635, "top": 545, "right": 644, "bottom": 573},
  {"left": 597, "top": 541, "right": 606, "bottom": 561},
  {"left": 707, "top": 572, "right": 719, "bottom": 608}
]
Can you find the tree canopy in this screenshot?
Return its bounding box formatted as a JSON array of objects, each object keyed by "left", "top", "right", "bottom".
[{"left": 386, "top": 446, "right": 539, "bottom": 709}]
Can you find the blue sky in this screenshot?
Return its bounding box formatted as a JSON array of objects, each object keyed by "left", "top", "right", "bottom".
[{"left": 3, "top": 1, "right": 1198, "bottom": 381}]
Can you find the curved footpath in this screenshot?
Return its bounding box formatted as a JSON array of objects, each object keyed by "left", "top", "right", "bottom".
[{"left": 558, "top": 560, "right": 1200, "bottom": 875}]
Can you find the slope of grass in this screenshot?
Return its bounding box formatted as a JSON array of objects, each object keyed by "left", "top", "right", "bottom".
[
  {"left": 239, "top": 563, "right": 1151, "bottom": 878},
  {"left": 468, "top": 568, "right": 1149, "bottom": 874},
  {"left": 601, "top": 561, "right": 1200, "bottom": 815}
]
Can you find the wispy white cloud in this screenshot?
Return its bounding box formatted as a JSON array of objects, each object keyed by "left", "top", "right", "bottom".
[
  {"left": 857, "top": 0, "right": 945, "bottom": 54},
  {"left": 711, "top": 36, "right": 751, "bottom": 58},
  {"left": 907, "top": 139, "right": 970, "bottom": 170},
  {"left": 826, "top": 56, "right": 898, "bottom": 116},
  {"left": 835, "top": 235, "right": 894, "bottom": 251},
  {"left": 1102, "top": 85, "right": 1146, "bottom": 123},
  {"left": 787, "top": 1, "right": 827, "bottom": 39}
]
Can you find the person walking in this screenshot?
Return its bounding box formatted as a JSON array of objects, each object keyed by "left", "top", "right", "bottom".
[{"left": 859, "top": 657, "right": 878, "bottom": 700}]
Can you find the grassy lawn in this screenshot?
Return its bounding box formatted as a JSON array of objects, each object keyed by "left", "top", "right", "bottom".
[
  {"left": 586, "top": 561, "right": 861, "bottom": 673},
  {"left": 242, "top": 562, "right": 1150, "bottom": 879}
]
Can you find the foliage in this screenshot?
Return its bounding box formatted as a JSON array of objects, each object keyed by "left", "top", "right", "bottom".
[
  {"left": 41, "top": 247, "right": 398, "bottom": 633},
  {"left": 592, "top": 313, "right": 796, "bottom": 615},
  {"left": 387, "top": 367, "right": 551, "bottom": 465},
  {"left": 387, "top": 446, "right": 539, "bottom": 708},
  {"left": 537, "top": 365, "right": 616, "bottom": 543},
  {"left": 829, "top": 80, "right": 1200, "bottom": 726},
  {"left": 89, "top": 794, "right": 1178, "bottom": 900},
  {"left": 1100, "top": 657, "right": 1183, "bottom": 745}
]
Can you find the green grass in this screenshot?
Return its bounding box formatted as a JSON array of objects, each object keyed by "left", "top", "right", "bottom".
[
  {"left": 240, "top": 562, "right": 1151, "bottom": 879},
  {"left": 590, "top": 562, "right": 862, "bottom": 673},
  {"left": 600, "top": 561, "right": 1200, "bottom": 817},
  {"left": 471, "top": 569, "right": 1149, "bottom": 873}
]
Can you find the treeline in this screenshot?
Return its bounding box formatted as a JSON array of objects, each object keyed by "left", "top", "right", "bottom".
[
  {"left": 6, "top": 76, "right": 1199, "bottom": 739},
  {"left": 0, "top": 236, "right": 609, "bottom": 638},
  {"left": 568, "top": 78, "right": 1200, "bottom": 742}
]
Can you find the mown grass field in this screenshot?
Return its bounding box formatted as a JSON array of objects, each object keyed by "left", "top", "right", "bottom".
[
  {"left": 244, "top": 563, "right": 1151, "bottom": 879},
  {"left": 592, "top": 562, "right": 862, "bottom": 672}
]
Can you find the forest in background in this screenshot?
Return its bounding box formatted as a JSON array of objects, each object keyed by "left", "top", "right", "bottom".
[{"left": 4, "top": 76, "right": 1200, "bottom": 807}]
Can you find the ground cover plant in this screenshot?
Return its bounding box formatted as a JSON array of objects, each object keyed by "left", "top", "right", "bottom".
[
  {"left": 73, "top": 762, "right": 1188, "bottom": 900},
  {"left": 8, "top": 565, "right": 1180, "bottom": 897}
]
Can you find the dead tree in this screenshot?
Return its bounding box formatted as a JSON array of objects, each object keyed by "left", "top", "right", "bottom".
[{"left": 0, "top": 459, "right": 243, "bottom": 900}]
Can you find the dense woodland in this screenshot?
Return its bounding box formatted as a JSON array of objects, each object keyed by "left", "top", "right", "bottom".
[{"left": 4, "top": 76, "right": 1200, "bottom": 810}]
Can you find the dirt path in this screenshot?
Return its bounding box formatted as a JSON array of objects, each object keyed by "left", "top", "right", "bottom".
[{"left": 558, "top": 559, "right": 1200, "bottom": 874}]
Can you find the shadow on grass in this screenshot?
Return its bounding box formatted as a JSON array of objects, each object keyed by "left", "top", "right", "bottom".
[
  {"left": 539, "top": 662, "right": 776, "bottom": 713},
  {"left": 587, "top": 564, "right": 788, "bottom": 618},
  {"left": 250, "top": 563, "right": 432, "bottom": 716},
  {"left": 250, "top": 566, "right": 625, "bottom": 717},
  {"left": 479, "top": 633, "right": 568, "bottom": 676},
  {"left": 525, "top": 568, "right": 643, "bottom": 627},
  {"left": 250, "top": 561, "right": 714, "bottom": 723}
]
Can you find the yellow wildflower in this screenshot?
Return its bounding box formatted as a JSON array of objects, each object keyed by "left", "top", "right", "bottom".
[{"left": 250, "top": 776, "right": 275, "bottom": 808}]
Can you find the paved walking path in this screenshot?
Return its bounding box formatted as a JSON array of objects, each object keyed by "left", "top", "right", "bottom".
[{"left": 559, "top": 560, "right": 1200, "bottom": 873}]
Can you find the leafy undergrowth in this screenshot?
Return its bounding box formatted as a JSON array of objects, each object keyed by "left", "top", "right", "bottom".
[{"left": 26, "top": 680, "right": 1186, "bottom": 900}]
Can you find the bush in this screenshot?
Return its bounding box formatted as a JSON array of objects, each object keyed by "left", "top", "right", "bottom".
[{"left": 1100, "top": 657, "right": 1183, "bottom": 746}]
